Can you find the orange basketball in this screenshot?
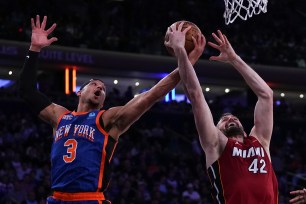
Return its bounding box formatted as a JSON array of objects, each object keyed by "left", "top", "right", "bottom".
[{"left": 165, "top": 20, "right": 202, "bottom": 56}]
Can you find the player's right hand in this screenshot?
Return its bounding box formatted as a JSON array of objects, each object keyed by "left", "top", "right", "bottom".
[{"left": 164, "top": 22, "right": 191, "bottom": 54}]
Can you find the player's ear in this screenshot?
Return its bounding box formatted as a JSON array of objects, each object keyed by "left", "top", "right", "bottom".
[
  {"left": 76, "top": 90, "right": 81, "bottom": 96},
  {"left": 244, "top": 131, "right": 247, "bottom": 138}
]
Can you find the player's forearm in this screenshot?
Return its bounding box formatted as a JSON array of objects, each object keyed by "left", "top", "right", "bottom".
[
  {"left": 230, "top": 56, "right": 273, "bottom": 99},
  {"left": 176, "top": 47, "right": 203, "bottom": 102},
  {"left": 19, "top": 50, "right": 52, "bottom": 115},
  {"left": 20, "top": 51, "right": 40, "bottom": 91},
  {"left": 114, "top": 67, "right": 181, "bottom": 132},
  {"left": 149, "top": 68, "right": 181, "bottom": 101},
  {"left": 177, "top": 49, "right": 217, "bottom": 148}
]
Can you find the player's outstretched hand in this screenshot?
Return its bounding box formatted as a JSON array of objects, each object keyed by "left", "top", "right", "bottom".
[
  {"left": 290, "top": 189, "right": 306, "bottom": 204},
  {"left": 208, "top": 30, "right": 237, "bottom": 64},
  {"left": 30, "top": 15, "right": 58, "bottom": 52}
]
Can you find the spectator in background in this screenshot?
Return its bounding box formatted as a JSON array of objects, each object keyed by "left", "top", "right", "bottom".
[{"left": 182, "top": 183, "right": 201, "bottom": 203}]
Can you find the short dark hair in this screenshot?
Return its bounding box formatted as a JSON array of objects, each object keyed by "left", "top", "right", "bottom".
[{"left": 79, "top": 79, "right": 104, "bottom": 91}]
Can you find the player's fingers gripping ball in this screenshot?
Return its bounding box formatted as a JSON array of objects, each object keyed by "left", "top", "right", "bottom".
[{"left": 165, "top": 20, "right": 202, "bottom": 56}]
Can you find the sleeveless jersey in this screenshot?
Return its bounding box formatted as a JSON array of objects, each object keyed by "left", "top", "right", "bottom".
[
  {"left": 51, "top": 110, "right": 117, "bottom": 192},
  {"left": 207, "top": 136, "right": 278, "bottom": 204}
]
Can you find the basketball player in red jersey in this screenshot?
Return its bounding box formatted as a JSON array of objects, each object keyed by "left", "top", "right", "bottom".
[
  {"left": 19, "top": 16, "right": 205, "bottom": 203},
  {"left": 165, "top": 24, "right": 278, "bottom": 204}
]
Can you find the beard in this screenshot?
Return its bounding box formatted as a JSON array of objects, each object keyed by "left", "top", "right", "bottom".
[{"left": 222, "top": 126, "right": 245, "bottom": 138}]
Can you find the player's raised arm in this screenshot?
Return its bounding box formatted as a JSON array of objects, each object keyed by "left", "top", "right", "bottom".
[
  {"left": 164, "top": 23, "right": 227, "bottom": 167},
  {"left": 19, "top": 15, "right": 68, "bottom": 127},
  {"left": 208, "top": 30, "right": 273, "bottom": 150},
  {"left": 103, "top": 67, "right": 180, "bottom": 140},
  {"left": 102, "top": 25, "right": 205, "bottom": 141}
]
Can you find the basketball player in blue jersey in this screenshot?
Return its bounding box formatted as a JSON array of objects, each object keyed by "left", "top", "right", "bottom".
[
  {"left": 165, "top": 24, "right": 278, "bottom": 203},
  {"left": 19, "top": 16, "right": 205, "bottom": 203}
]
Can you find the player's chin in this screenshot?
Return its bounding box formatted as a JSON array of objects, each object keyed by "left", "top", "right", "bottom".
[
  {"left": 93, "top": 95, "right": 102, "bottom": 101},
  {"left": 89, "top": 98, "right": 101, "bottom": 106}
]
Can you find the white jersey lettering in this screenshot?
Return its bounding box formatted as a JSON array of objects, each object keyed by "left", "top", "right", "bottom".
[{"left": 233, "top": 147, "right": 265, "bottom": 158}]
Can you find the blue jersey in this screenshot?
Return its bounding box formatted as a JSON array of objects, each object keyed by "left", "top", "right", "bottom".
[{"left": 51, "top": 110, "right": 117, "bottom": 193}]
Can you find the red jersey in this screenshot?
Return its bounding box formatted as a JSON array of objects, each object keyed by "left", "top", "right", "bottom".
[{"left": 207, "top": 136, "right": 278, "bottom": 204}]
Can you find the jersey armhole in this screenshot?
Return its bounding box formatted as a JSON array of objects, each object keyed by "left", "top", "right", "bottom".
[
  {"left": 55, "top": 110, "right": 71, "bottom": 129},
  {"left": 96, "top": 110, "right": 109, "bottom": 136},
  {"left": 216, "top": 138, "right": 232, "bottom": 163}
]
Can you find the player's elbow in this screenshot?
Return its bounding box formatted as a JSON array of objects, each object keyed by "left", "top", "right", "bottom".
[
  {"left": 260, "top": 88, "right": 273, "bottom": 101},
  {"left": 19, "top": 76, "right": 34, "bottom": 98}
]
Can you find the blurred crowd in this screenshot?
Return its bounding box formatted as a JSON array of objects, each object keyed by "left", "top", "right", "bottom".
[
  {"left": 0, "top": 85, "right": 305, "bottom": 204},
  {"left": 0, "top": 0, "right": 306, "bottom": 68}
]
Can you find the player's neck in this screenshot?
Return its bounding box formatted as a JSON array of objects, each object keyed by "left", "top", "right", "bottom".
[
  {"left": 77, "top": 103, "right": 100, "bottom": 113},
  {"left": 231, "top": 135, "right": 244, "bottom": 143}
]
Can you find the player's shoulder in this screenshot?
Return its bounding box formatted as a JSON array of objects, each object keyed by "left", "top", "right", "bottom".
[
  {"left": 40, "top": 103, "right": 70, "bottom": 127},
  {"left": 103, "top": 106, "right": 122, "bottom": 115},
  {"left": 247, "top": 135, "right": 264, "bottom": 146},
  {"left": 100, "top": 106, "right": 123, "bottom": 124}
]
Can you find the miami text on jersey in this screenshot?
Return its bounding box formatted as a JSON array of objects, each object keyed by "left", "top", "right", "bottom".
[{"left": 232, "top": 146, "right": 265, "bottom": 158}]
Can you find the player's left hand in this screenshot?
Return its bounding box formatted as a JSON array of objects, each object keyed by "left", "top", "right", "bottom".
[
  {"left": 188, "top": 33, "right": 206, "bottom": 65},
  {"left": 208, "top": 30, "right": 237, "bottom": 63},
  {"left": 290, "top": 189, "right": 306, "bottom": 204}
]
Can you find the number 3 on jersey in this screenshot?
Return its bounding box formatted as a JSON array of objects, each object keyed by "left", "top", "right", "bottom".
[
  {"left": 63, "top": 139, "right": 78, "bottom": 163},
  {"left": 248, "top": 158, "right": 267, "bottom": 174}
]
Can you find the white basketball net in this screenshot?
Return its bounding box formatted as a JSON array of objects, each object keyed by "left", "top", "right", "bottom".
[{"left": 223, "top": 0, "right": 268, "bottom": 25}]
